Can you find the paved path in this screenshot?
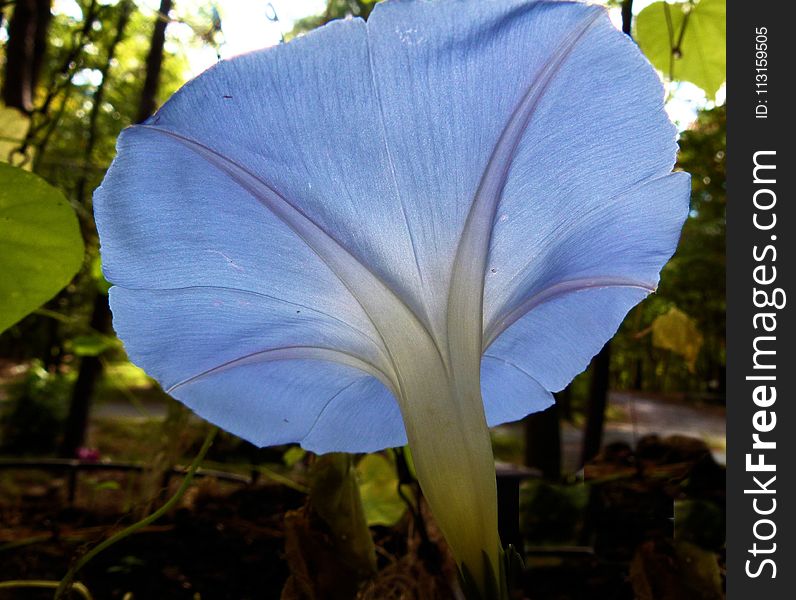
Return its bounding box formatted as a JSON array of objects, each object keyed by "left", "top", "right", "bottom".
[
  {"left": 562, "top": 391, "right": 726, "bottom": 470},
  {"left": 602, "top": 391, "right": 725, "bottom": 444},
  {"left": 496, "top": 391, "right": 726, "bottom": 472}
]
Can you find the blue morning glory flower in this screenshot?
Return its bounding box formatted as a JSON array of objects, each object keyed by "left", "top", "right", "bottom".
[{"left": 94, "top": 0, "right": 689, "bottom": 594}]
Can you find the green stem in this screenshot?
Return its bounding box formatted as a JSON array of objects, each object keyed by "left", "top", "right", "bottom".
[
  {"left": 54, "top": 427, "right": 217, "bottom": 599},
  {"left": 0, "top": 580, "right": 92, "bottom": 599},
  {"left": 257, "top": 464, "right": 309, "bottom": 494}
]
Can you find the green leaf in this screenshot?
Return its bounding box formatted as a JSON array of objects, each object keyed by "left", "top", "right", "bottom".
[
  {"left": 636, "top": 0, "right": 726, "bottom": 99},
  {"left": 356, "top": 453, "right": 407, "bottom": 527},
  {"left": 308, "top": 453, "right": 377, "bottom": 576},
  {"left": 651, "top": 306, "right": 703, "bottom": 372},
  {"left": 0, "top": 163, "right": 84, "bottom": 333},
  {"left": 69, "top": 333, "right": 119, "bottom": 357},
  {"left": 92, "top": 480, "right": 122, "bottom": 492},
  {"left": 90, "top": 254, "right": 112, "bottom": 295},
  {"left": 652, "top": 306, "right": 703, "bottom": 373},
  {"left": 0, "top": 104, "right": 33, "bottom": 168},
  {"left": 282, "top": 445, "right": 306, "bottom": 467}
]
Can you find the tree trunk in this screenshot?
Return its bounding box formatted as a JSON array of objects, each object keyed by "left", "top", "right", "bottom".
[
  {"left": 621, "top": 0, "right": 634, "bottom": 36},
  {"left": 2, "top": 0, "right": 52, "bottom": 112},
  {"left": 60, "top": 295, "right": 111, "bottom": 456},
  {"left": 59, "top": 1, "right": 154, "bottom": 458},
  {"left": 61, "top": 0, "right": 173, "bottom": 457},
  {"left": 136, "top": 0, "right": 173, "bottom": 122},
  {"left": 523, "top": 403, "right": 561, "bottom": 479},
  {"left": 556, "top": 385, "right": 572, "bottom": 422},
  {"left": 634, "top": 356, "right": 644, "bottom": 390},
  {"left": 580, "top": 342, "right": 612, "bottom": 466},
  {"left": 75, "top": 0, "right": 133, "bottom": 202}
]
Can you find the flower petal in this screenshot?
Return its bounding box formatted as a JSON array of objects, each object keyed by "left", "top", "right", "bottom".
[
  {"left": 95, "top": 1, "right": 690, "bottom": 593},
  {"left": 109, "top": 17, "right": 433, "bottom": 327},
  {"left": 365, "top": 0, "right": 621, "bottom": 338},
  {"left": 482, "top": 15, "right": 685, "bottom": 334},
  {"left": 481, "top": 355, "right": 554, "bottom": 427},
  {"left": 109, "top": 287, "right": 388, "bottom": 390},
  {"left": 480, "top": 173, "right": 690, "bottom": 421},
  {"left": 109, "top": 286, "right": 405, "bottom": 450},
  {"left": 486, "top": 173, "right": 691, "bottom": 346},
  {"left": 96, "top": 128, "right": 383, "bottom": 354},
  {"left": 301, "top": 377, "right": 406, "bottom": 453},
  {"left": 96, "top": 124, "right": 409, "bottom": 450},
  {"left": 173, "top": 357, "right": 395, "bottom": 448},
  {"left": 486, "top": 286, "right": 650, "bottom": 398}
]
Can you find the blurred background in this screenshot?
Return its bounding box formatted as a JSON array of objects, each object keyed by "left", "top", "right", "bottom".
[{"left": 0, "top": 0, "right": 725, "bottom": 598}]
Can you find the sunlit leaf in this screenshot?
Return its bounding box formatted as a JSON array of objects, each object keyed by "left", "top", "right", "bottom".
[
  {"left": 636, "top": 0, "right": 726, "bottom": 99},
  {"left": 0, "top": 163, "right": 84, "bottom": 333},
  {"left": 0, "top": 104, "right": 33, "bottom": 168},
  {"left": 70, "top": 333, "right": 119, "bottom": 357},
  {"left": 91, "top": 254, "right": 112, "bottom": 295},
  {"left": 283, "top": 446, "right": 307, "bottom": 468},
  {"left": 651, "top": 306, "right": 703, "bottom": 371},
  {"left": 92, "top": 480, "right": 122, "bottom": 492},
  {"left": 356, "top": 453, "right": 407, "bottom": 527}
]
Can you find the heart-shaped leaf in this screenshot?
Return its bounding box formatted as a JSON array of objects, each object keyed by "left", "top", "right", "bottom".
[
  {"left": 0, "top": 163, "right": 84, "bottom": 333},
  {"left": 636, "top": 0, "right": 726, "bottom": 99}
]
